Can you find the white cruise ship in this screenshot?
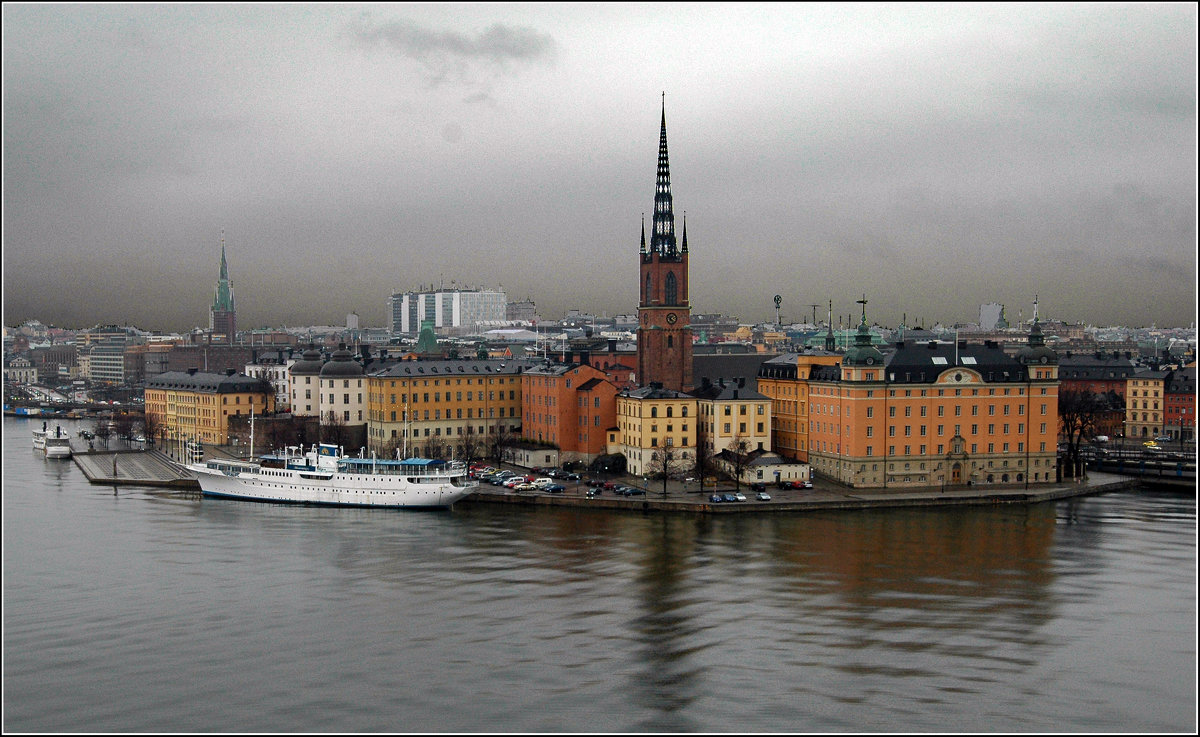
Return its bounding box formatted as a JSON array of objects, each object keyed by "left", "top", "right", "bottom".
[{"left": 187, "top": 444, "right": 477, "bottom": 509}]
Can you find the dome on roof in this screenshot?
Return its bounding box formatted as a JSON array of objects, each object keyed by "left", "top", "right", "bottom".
[
  {"left": 289, "top": 346, "right": 325, "bottom": 375},
  {"left": 320, "top": 346, "right": 363, "bottom": 377},
  {"left": 1016, "top": 321, "right": 1058, "bottom": 365}
]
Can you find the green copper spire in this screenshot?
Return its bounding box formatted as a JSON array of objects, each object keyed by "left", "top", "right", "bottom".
[{"left": 212, "top": 234, "right": 235, "bottom": 313}]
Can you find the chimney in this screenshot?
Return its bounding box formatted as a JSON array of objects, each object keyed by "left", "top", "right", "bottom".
[
  {"left": 187, "top": 367, "right": 198, "bottom": 375},
  {"left": 608, "top": 339, "right": 617, "bottom": 353},
  {"left": 226, "top": 368, "right": 237, "bottom": 376}
]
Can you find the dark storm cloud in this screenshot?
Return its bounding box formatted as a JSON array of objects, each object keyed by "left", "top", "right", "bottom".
[{"left": 347, "top": 18, "right": 557, "bottom": 84}]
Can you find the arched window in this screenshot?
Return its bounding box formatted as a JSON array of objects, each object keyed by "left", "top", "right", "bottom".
[
  {"left": 645, "top": 274, "right": 652, "bottom": 304},
  {"left": 667, "top": 335, "right": 673, "bottom": 348},
  {"left": 665, "top": 272, "right": 677, "bottom": 305}
]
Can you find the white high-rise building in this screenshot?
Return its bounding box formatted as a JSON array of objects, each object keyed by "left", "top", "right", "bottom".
[{"left": 389, "top": 288, "right": 507, "bottom": 335}]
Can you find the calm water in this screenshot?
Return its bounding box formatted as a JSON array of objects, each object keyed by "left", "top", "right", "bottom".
[{"left": 3, "top": 417, "right": 1196, "bottom": 732}]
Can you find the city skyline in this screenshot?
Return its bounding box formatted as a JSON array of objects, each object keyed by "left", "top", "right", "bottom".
[{"left": 3, "top": 4, "right": 1197, "bottom": 332}]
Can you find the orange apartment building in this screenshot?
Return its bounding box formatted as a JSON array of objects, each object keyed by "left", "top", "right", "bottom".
[
  {"left": 801, "top": 318, "right": 1060, "bottom": 489},
  {"left": 757, "top": 350, "right": 843, "bottom": 462},
  {"left": 521, "top": 362, "right": 619, "bottom": 463}
]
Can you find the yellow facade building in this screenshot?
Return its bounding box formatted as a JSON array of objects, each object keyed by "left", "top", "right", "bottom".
[
  {"left": 366, "top": 359, "right": 536, "bottom": 458},
  {"left": 614, "top": 383, "right": 698, "bottom": 476},
  {"left": 144, "top": 369, "right": 275, "bottom": 448}
]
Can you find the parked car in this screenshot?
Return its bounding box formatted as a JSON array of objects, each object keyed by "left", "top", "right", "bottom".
[
  {"left": 756, "top": 491, "right": 771, "bottom": 501},
  {"left": 733, "top": 491, "right": 747, "bottom": 502},
  {"left": 585, "top": 489, "right": 598, "bottom": 498},
  {"left": 749, "top": 482, "right": 766, "bottom": 492},
  {"left": 544, "top": 483, "right": 565, "bottom": 493},
  {"left": 709, "top": 494, "right": 724, "bottom": 503},
  {"left": 626, "top": 488, "right": 646, "bottom": 496},
  {"left": 531, "top": 478, "right": 555, "bottom": 488},
  {"left": 722, "top": 493, "right": 738, "bottom": 503},
  {"left": 565, "top": 473, "right": 581, "bottom": 481}
]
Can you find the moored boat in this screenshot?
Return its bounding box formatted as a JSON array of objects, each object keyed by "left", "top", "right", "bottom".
[
  {"left": 186, "top": 444, "right": 477, "bottom": 509},
  {"left": 32, "top": 422, "right": 73, "bottom": 459}
]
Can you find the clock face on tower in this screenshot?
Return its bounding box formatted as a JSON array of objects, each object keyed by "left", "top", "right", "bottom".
[{"left": 666, "top": 312, "right": 678, "bottom": 325}]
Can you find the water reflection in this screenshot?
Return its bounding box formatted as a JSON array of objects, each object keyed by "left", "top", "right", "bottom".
[{"left": 5, "top": 416, "right": 1194, "bottom": 732}]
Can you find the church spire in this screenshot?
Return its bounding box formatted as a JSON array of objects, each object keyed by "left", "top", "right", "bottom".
[
  {"left": 650, "top": 92, "right": 678, "bottom": 258},
  {"left": 212, "top": 231, "right": 235, "bottom": 313}
]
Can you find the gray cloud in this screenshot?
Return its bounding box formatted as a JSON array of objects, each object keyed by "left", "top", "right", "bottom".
[
  {"left": 2, "top": 4, "right": 1194, "bottom": 332},
  {"left": 347, "top": 18, "right": 556, "bottom": 85}
]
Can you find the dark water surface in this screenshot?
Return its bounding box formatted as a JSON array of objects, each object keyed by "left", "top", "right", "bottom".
[{"left": 3, "top": 418, "right": 1195, "bottom": 732}]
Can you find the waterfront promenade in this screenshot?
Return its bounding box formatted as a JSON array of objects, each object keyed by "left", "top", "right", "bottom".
[{"left": 70, "top": 440, "right": 1141, "bottom": 513}]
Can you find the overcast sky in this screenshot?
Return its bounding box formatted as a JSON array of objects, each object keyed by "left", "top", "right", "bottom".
[{"left": 3, "top": 3, "right": 1196, "bottom": 332}]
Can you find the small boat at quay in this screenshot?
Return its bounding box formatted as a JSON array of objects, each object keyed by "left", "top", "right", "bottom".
[
  {"left": 186, "top": 443, "right": 477, "bottom": 509},
  {"left": 32, "top": 422, "right": 73, "bottom": 459}
]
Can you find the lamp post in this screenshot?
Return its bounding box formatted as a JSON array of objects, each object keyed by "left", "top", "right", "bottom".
[{"left": 659, "top": 449, "right": 672, "bottom": 498}]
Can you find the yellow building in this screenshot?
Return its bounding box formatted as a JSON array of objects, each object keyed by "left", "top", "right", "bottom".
[
  {"left": 691, "top": 376, "right": 772, "bottom": 457},
  {"left": 613, "top": 383, "right": 698, "bottom": 476},
  {"left": 366, "top": 359, "right": 535, "bottom": 458},
  {"left": 144, "top": 369, "right": 274, "bottom": 448},
  {"left": 757, "top": 351, "right": 842, "bottom": 461},
  {"left": 1125, "top": 369, "right": 1169, "bottom": 440}
]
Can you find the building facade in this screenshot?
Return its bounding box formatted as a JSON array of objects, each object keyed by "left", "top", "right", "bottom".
[
  {"left": 691, "top": 377, "right": 773, "bottom": 458},
  {"left": 1164, "top": 366, "right": 1196, "bottom": 444},
  {"left": 804, "top": 313, "right": 1059, "bottom": 489},
  {"left": 144, "top": 369, "right": 274, "bottom": 448},
  {"left": 614, "top": 383, "right": 698, "bottom": 477},
  {"left": 365, "top": 359, "right": 536, "bottom": 458},
  {"left": 1125, "top": 369, "right": 1168, "bottom": 440},
  {"left": 521, "top": 362, "right": 619, "bottom": 463},
  {"left": 389, "top": 289, "right": 507, "bottom": 336},
  {"left": 757, "top": 351, "right": 842, "bottom": 462}
]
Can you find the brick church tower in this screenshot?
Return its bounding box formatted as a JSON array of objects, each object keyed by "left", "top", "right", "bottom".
[{"left": 637, "top": 98, "right": 693, "bottom": 392}]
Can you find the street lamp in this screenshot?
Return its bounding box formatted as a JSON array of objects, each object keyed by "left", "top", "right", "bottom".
[{"left": 655, "top": 449, "right": 672, "bottom": 498}]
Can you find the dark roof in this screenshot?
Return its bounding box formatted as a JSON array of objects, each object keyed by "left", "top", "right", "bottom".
[
  {"left": 146, "top": 370, "right": 272, "bottom": 394},
  {"left": 369, "top": 359, "right": 540, "bottom": 378},
  {"left": 623, "top": 384, "right": 692, "bottom": 400},
  {"left": 1058, "top": 354, "right": 1137, "bottom": 381},
  {"left": 693, "top": 353, "right": 775, "bottom": 392},
  {"left": 1166, "top": 366, "right": 1195, "bottom": 395},
  {"left": 690, "top": 378, "right": 767, "bottom": 402},
  {"left": 886, "top": 341, "right": 1028, "bottom": 384}
]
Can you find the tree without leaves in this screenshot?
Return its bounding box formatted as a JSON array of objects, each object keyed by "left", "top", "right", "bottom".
[{"left": 1058, "top": 389, "right": 1109, "bottom": 477}]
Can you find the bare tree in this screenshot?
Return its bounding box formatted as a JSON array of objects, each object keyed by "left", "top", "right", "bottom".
[
  {"left": 321, "top": 411, "right": 349, "bottom": 448},
  {"left": 488, "top": 425, "right": 517, "bottom": 467},
  {"left": 1058, "top": 389, "right": 1109, "bottom": 478},
  {"left": 459, "top": 426, "right": 485, "bottom": 468},
  {"left": 725, "top": 434, "right": 753, "bottom": 490},
  {"left": 93, "top": 419, "right": 112, "bottom": 449}
]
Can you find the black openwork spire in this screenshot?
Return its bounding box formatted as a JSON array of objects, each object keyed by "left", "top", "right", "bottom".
[{"left": 650, "top": 93, "right": 678, "bottom": 258}]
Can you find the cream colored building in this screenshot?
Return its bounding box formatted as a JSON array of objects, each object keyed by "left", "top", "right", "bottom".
[{"left": 613, "top": 383, "right": 698, "bottom": 476}]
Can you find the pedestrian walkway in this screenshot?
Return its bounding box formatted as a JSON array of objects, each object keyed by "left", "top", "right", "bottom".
[{"left": 74, "top": 449, "right": 195, "bottom": 488}]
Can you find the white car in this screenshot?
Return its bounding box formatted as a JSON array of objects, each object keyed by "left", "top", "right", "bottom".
[
  {"left": 733, "top": 491, "right": 747, "bottom": 502},
  {"left": 756, "top": 491, "right": 771, "bottom": 501}
]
